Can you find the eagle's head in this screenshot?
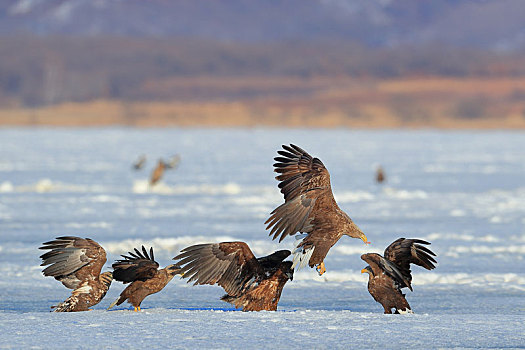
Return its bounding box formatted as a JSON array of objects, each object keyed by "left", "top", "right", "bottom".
[
  {"left": 361, "top": 265, "right": 374, "bottom": 277},
  {"left": 345, "top": 221, "right": 370, "bottom": 245}
]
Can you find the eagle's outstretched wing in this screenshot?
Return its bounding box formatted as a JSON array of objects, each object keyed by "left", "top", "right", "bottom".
[
  {"left": 39, "top": 236, "right": 107, "bottom": 289},
  {"left": 265, "top": 144, "right": 334, "bottom": 242},
  {"left": 174, "top": 242, "right": 268, "bottom": 296},
  {"left": 112, "top": 246, "right": 160, "bottom": 283},
  {"left": 383, "top": 238, "right": 437, "bottom": 289}
]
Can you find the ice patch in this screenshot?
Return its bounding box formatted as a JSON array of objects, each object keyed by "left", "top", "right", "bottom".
[
  {"left": 446, "top": 245, "right": 525, "bottom": 257},
  {"left": 334, "top": 191, "right": 375, "bottom": 203},
  {"left": 64, "top": 222, "right": 112, "bottom": 229},
  {"left": 12, "top": 179, "right": 108, "bottom": 193},
  {"left": 0, "top": 181, "right": 14, "bottom": 192},
  {"left": 424, "top": 232, "right": 500, "bottom": 243},
  {"left": 414, "top": 272, "right": 525, "bottom": 289},
  {"left": 133, "top": 180, "right": 242, "bottom": 195},
  {"left": 489, "top": 216, "right": 503, "bottom": 223},
  {"left": 449, "top": 209, "right": 466, "bottom": 217},
  {"left": 290, "top": 270, "right": 525, "bottom": 290},
  {"left": 333, "top": 245, "right": 381, "bottom": 256},
  {"left": 383, "top": 187, "right": 428, "bottom": 199}
]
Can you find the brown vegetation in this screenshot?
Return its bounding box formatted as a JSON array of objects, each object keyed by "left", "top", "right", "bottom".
[
  {"left": 1, "top": 76, "right": 524, "bottom": 128},
  {"left": 1, "top": 36, "right": 524, "bottom": 128}
]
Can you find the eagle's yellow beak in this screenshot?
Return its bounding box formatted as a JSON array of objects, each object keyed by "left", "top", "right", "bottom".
[
  {"left": 360, "top": 268, "right": 368, "bottom": 274},
  {"left": 361, "top": 233, "right": 371, "bottom": 245}
]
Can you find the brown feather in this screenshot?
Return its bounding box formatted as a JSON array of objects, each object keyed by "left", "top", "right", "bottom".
[
  {"left": 39, "top": 236, "right": 113, "bottom": 312},
  {"left": 361, "top": 238, "right": 437, "bottom": 313},
  {"left": 174, "top": 242, "right": 293, "bottom": 311},
  {"left": 266, "top": 144, "right": 367, "bottom": 270},
  {"left": 109, "top": 245, "right": 181, "bottom": 310}
]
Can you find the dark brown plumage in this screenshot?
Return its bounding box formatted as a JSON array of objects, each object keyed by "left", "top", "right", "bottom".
[
  {"left": 361, "top": 238, "right": 437, "bottom": 314},
  {"left": 149, "top": 159, "right": 166, "bottom": 185},
  {"left": 265, "top": 144, "right": 369, "bottom": 275},
  {"left": 173, "top": 242, "right": 294, "bottom": 311},
  {"left": 108, "top": 246, "right": 182, "bottom": 312},
  {"left": 39, "top": 236, "right": 113, "bottom": 312},
  {"left": 376, "top": 165, "right": 385, "bottom": 184}
]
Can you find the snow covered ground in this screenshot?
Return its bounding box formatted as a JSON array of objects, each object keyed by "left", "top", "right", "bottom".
[{"left": 0, "top": 128, "right": 524, "bottom": 349}]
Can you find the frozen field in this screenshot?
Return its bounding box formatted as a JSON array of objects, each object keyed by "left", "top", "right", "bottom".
[{"left": 0, "top": 128, "right": 524, "bottom": 349}]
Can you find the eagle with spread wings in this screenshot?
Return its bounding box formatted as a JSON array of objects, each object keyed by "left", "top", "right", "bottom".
[
  {"left": 108, "top": 246, "right": 183, "bottom": 312},
  {"left": 173, "top": 242, "right": 293, "bottom": 311},
  {"left": 361, "top": 238, "right": 437, "bottom": 314},
  {"left": 265, "top": 144, "right": 369, "bottom": 275},
  {"left": 39, "top": 236, "right": 113, "bottom": 312}
]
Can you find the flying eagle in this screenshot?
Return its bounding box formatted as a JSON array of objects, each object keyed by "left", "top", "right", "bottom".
[
  {"left": 107, "top": 246, "right": 182, "bottom": 312},
  {"left": 173, "top": 242, "right": 293, "bottom": 311},
  {"left": 39, "top": 236, "right": 113, "bottom": 312},
  {"left": 150, "top": 159, "right": 166, "bottom": 186},
  {"left": 265, "top": 144, "right": 369, "bottom": 275},
  {"left": 165, "top": 154, "right": 181, "bottom": 170},
  {"left": 361, "top": 238, "right": 437, "bottom": 314},
  {"left": 132, "top": 154, "right": 147, "bottom": 170}
]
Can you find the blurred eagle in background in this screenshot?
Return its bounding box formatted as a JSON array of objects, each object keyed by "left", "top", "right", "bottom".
[
  {"left": 265, "top": 144, "right": 369, "bottom": 275},
  {"left": 174, "top": 242, "right": 293, "bottom": 311},
  {"left": 361, "top": 238, "right": 437, "bottom": 314},
  {"left": 39, "top": 236, "right": 113, "bottom": 312},
  {"left": 108, "top": 246, "right": 182, "bottom": 312},
  {"left": 149, "top": 159, "right": 166, "bottom": 186}
]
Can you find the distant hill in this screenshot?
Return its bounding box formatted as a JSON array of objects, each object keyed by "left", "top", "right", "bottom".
[
  {"left": 1, "top": 0, "right": 524, "bottom": 50},
  {"left": 1, "top": 0, "right": 525, "bottom": 113}
]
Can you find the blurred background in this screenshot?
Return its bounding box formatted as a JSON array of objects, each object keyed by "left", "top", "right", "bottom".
[{"left": 1, "top": 0, "right": 525, "bottom": 128}]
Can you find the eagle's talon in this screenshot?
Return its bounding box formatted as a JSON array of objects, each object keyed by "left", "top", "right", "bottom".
[{"left": 316, "top": 262, "right": 326, "bottom": 276}]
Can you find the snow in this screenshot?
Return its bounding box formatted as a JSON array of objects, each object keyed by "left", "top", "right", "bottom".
[{"left": 0, "top": 128, "right": 524, "bottom": 348}]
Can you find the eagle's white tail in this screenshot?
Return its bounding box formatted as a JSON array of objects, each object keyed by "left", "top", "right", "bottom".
[
  {"left": 53, "top": 297, "right": 78, "bottom": 312},
  {"left": 291, "top": 234, "right": 314, "bottom": 271}
]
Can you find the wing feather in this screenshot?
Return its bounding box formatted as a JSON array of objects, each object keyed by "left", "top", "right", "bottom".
[
  {"left": 265, "top": 144, "right": 338, "bottom": 244},
  {"left": 39, "top": 236, "right": 106, "bottom": 289},
  {"left": 112, "top": 245, "right": 160, "bottom": 283},
  {"left": 173, "top": 242, "right": 262, "bottom": 296},
  {"left": 383, "top": 238, "right": 437, "bottom": 286},
  {"left": 361, "top": 253, "right": 411, "bottom": 291}
]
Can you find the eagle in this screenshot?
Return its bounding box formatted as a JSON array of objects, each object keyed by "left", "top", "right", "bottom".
[
  {"left": 150, "top": 159, "right": 166, "bottom": 186},
  {"left": 132, "top": 154, "right": 147, "bottom": 170},
  {"left": 39, "top": 236, "right": 113, "bottom": 312},
  {"left": 375, "top": 165, "right": 386, "bottom": 184},
  {"left": 265, "top": 144, "right": 369, "bottom": 275},
  {"left": 361, "top": 238, "right": 437, "bottom": 314},
  {"left": 107, "top": 246, "right": 183, "bottom": 312},
  {"left": 173, "top": 242, "right": 294, "bottom": 311}
]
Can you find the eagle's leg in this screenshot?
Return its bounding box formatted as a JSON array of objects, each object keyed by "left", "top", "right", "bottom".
[
  {"left": 134, "top": 306, "right": 141, "bottom": 312},
  {"left": 316, "top": 262, "right": 326, "bottom": 276}
]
